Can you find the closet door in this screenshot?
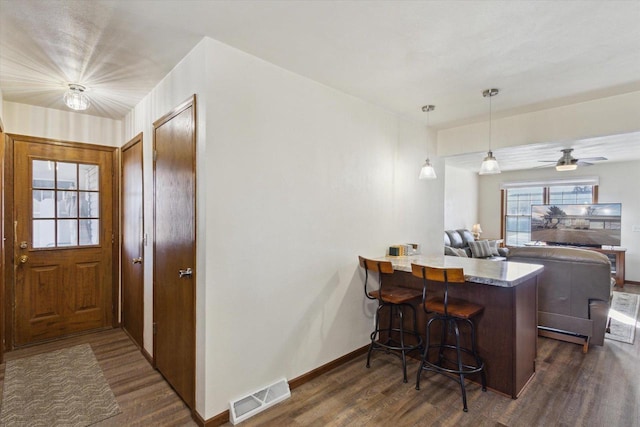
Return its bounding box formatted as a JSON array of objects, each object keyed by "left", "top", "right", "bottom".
[
  {"left": 121, "top": 133, "right": 144, "bottom": 348},
  {"left": 153, "top": 96, "right": 196, "bottom": 409}
]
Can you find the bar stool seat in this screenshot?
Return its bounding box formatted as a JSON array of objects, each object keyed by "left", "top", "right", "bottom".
[
  {"left": 424, "top": 297, "right": 484, "bottom": 319},
  {"left": 359, "top": 256, "right": 423, "bottom": 382},
  {"left": 411, "top": 264, "right": 487, "bottom": 412}
]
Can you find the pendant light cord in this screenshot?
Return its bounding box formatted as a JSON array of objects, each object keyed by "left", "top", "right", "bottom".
[
  {"left": 489, "top": 94, "right": 492, "bottom": 152},
  {"left": 426, "top": 108, "right": 430, "bottom": 157}
]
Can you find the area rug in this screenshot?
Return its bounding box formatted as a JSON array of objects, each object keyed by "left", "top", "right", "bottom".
[
  {"left": 605, "top": 292, "right": 640, "bottom": 345},
  {"left": 0, "top": 343, "right": 120, "bottom": 426}
]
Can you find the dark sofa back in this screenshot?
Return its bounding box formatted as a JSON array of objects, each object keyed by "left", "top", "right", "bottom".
[{"left": 507, "top": 246, "right": 612, "bottom": 346}]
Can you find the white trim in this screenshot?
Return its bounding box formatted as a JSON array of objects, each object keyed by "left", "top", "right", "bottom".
[{"left": 500, "top": 176, "right": 599, "bottom": 189}]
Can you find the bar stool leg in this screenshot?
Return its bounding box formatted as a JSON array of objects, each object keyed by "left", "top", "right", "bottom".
[
  {"left": 398, "top": 306, "right": 408, "bottom": 382},
  {"left": 452, "top": 320, "right": 468, "bottom": 412},
  {"left": 367, "top": 305, "right": 384, "bottom": 368}
]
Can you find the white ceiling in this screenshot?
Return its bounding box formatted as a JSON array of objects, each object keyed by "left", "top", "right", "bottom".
[
  {"left": 1, "top": 0, "right": 640, "bottom": 169},
  {"left": 445, "top": 131, "right": 640, "bottom": 172}
]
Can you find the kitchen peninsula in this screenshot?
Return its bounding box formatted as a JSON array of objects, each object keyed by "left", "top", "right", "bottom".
[{"left": 375, "top": 254, "right": 543, "bottom": 398}]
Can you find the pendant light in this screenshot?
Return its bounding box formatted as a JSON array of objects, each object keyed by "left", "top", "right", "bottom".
[
  {"left": 64, "top": 83, "right": 90, "bottom": 111},
  {"left": 419, "top": 104, "right": 437, "bottom": 180},
  {"left": 479, "top": 88, "right": 501, "bottom": 175}
]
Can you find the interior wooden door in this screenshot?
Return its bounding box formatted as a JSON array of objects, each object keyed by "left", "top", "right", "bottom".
[
  {"left": 13, "top": 137, "right": 115, "bottom": 346},
  {"left": 153, "top": 96, "right": 196, "bottom": 409},
  {"left": 1, "top": 123, "right": 5, "bottom": 362},
  {"left": 121, "top": 133, "right": 144, "bottom": 348}
]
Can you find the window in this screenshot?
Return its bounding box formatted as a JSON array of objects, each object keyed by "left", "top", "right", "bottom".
[
  {"left": 32, "top": 160, "right": 100, "bottom": 248},
  {"left": 505, "top": 187, "right": 544, "bottom": 247},
  {"left": 502, "top": 180, "right": 597, "bottom": 246}
]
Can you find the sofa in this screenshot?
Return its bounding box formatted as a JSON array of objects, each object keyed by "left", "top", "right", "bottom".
[
  {"left": 444, "top": 229, "right": 508, "bottom": 259},
  {"left": 507, "top": 246, "right": 614, "bottom": 352}
]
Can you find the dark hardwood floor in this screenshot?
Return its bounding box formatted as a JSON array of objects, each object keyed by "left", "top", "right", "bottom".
[
  {"left": 1, "top": 284, "right": 638, "bottom": 426},
  {"left": 227, "top": 284, "right": 640, "bottom": 427},
  {"left": 0, "top": 329, "right": 196, "bottom": 426}
]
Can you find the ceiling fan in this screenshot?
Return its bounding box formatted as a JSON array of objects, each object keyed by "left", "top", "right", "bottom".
[{"left": 538, "top": 148, "right": 607, "bottom": 171}]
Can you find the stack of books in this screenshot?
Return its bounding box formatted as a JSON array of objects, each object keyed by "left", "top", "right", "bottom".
[{"left": 388, "top": 243, "right": 420, "bottom": 256}]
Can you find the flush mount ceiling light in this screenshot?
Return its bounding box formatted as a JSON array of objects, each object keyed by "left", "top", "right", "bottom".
[
  {"left": 479, "top": 88, "right": 501, "bottom": 175},
  {"left": 419, "top": 104, "right": 437, "bottom": 180},
  {"left": 63, "top": 83, "right": 90, "bottom": 111}
]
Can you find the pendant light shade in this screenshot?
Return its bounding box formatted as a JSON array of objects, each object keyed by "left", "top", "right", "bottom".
[
  {"left": 419, "top": 158, "right": 437, "bottom": 179},
  {"left": 479, "top": 88, "right": 500, "bottom": 175},
  {"left": 64, "top": 83, "right": 90, "bottom": 111},
  {"left": 479, "top": 151, "right": 501, "bottom": 174},
  {"left": 419, "top": 104, "right": 437, "bottom": 180}
]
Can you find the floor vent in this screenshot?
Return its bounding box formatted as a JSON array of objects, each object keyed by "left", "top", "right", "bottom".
[{"left": 229, "top": 378, "right": 291, "bottom": 425}]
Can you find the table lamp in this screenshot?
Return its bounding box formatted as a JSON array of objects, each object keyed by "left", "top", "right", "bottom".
[{"left": 472, "top": 223, "right": 483, "bottom": 240}]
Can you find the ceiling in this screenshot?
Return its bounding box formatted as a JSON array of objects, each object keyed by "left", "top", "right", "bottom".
[
  {"left": 445, "top": 131, "right": 640, "bottom": 172},
  {"left": 1, "top": 0, "right": 640, "bottom": 170}
]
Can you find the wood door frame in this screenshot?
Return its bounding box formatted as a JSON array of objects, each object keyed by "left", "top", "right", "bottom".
[
  {"left": 152, "top": 94, "right": 197, "bottom": 406},
  {"left": 2, "top": 134, "right": 120, "bottom": 351},
  {"left": 120, "top": 132, "right": 144, "bottom": 346},
  {"left": 0, "top": 118, "right": 4, "bottom": 363}
]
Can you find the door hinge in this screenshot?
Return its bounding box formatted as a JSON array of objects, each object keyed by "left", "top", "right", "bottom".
[
  {"left": 112, "top": 233, "right": 115, "bottom": 244},
  {"left": 153, "top": 322, "right": 157, "bottom": 335}
]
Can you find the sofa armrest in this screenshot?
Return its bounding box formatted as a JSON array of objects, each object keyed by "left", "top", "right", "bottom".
[{"left": 589, "top": 299, "right": 609, "bottom": 346}]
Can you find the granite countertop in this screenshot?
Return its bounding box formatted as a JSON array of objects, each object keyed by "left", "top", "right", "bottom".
[{"left": 377, "top": 254, "right": 544, "bottom": 288}]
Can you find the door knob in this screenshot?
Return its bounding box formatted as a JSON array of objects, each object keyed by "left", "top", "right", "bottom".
[
  {"left": 178, "top": 268, "right": 193, "bottom": 278},
  {"left": 132, "top": 257, "right": 143, "bottom": 264},
  {"left": 19, "top": 255, "right": 28, "bottom": 264}
]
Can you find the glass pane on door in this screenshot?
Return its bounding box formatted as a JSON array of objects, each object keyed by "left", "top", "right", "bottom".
[
  {"left": 32, "top": 160, "right": 55, "bottom": 188},
  {"left": 31, "top": 160, "right": 101, "bottom": 248},
  {"left": 33, "top": 219, "right": 56, "bottom": 248}
]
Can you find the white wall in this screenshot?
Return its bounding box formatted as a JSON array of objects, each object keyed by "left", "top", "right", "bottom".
[
  {"left": 2, "top": 101, "right": 122, "bottom": 146},
  {"left": 478, "top": 160, "right": 640, "bottom": 281},
  {"left": 443, "top": 164, "right": 479, "bottom": 231},
  {"left": 124, "top": 36, "right": 443, "bottom": 419},
  {"left": 202, "top": 37, "right": 442, "bottom": 418}
]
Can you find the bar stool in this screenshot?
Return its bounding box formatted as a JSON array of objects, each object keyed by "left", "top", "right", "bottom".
[
  {"left": 411, "top": 264, "right": 486, "bottom": 411},
  {"left": 359, "top": 256, "right": 423, "bottom": 382}
]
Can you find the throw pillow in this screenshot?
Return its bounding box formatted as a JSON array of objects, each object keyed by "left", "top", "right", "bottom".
[
  {"left": 452, "top": 247, "right": 469, "bottom": 257},
  {"left": 444, "top": 246, "right": 468, "bottom": 257},
  {"left": 487, "top": 240, "right": 500, "bottom": 256},
  {"left": 444, "top": 246, "right": 457, "bottom": 256},
  {"left": 469, "top": 240, "right": 492, "bottom": 258}
]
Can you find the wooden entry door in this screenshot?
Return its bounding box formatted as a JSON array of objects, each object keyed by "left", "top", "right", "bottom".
[
  {"left": 121, "top": 133, "right": 144, "bottom": 348},
  {"left": 13, "top": 137, "right": 115, "bottom": 346},
  {"left": 153, "top": 96, "right": 196, "bottom": 409}
]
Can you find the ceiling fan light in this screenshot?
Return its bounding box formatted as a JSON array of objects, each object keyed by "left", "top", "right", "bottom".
[
  {"left": 64, "top": 84, "right": 90, "bottom": 111},
  {"left": 479, "top": 151, "right": 501, "bottom": 175},
  {"left": 556, "top": 163, "right": 578, "bottom": 171},
  {"left": 419, "top": 158, "right": 437, "bottom": 179}
]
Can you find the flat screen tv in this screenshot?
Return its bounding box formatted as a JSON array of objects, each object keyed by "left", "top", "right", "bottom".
[{"left": 530, "top": 203, "right": 621, "bottom": 247}]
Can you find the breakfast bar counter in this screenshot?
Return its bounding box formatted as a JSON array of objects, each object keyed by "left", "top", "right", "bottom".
[
  {"left": 374, "top": 255, "right": 543, "bottom": 398},
  {"left": 382, "top": 254, "right": 543, "bottom": 287}
]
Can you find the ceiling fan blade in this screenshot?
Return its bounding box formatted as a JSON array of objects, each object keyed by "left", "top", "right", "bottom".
[
  {"left": 537, "top": 160, "right": 558, "bottom": 163},
  {"left": 576, "top": 161, "right": 593, "bottom": 166},
  {"left": 578, "top": 156, "right": 607, "bottom": 161}
]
